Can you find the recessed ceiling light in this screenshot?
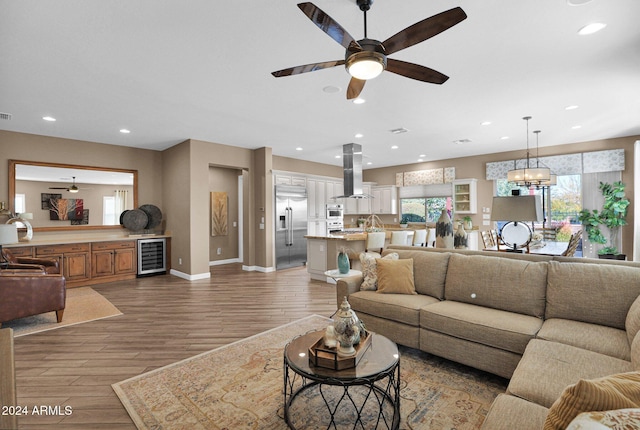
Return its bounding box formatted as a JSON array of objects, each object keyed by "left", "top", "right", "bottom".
[
  {"left": 119, "top": 129, "right": 131, "bottom": 134},
  {"left": 481, "top": 121, "right": 492, "bottom": 126},
  {"left": 295, "top": 147, "right": 303, "bottom": 151},
  {"left": 578, "top": 23, "right": 606, "bottom": 35},
  {"left": 322, "top": 85, "right": 340, "bottom": 93},
  {"left": 334, "top": 155, "right": 341, "bottom": 159},
  {"left": 417, "top": 159, "right": 424, "bottom": 162},
  {"left": 366, "top": 162, "right": 372, "bottom": 165},
  {"left": 353, "top": 98, "right": 366, "bottom": 105},
  {"left": 501, "top": 136, "right": 509, "bottom": 140},
  {"left": 42, "top": 116, "right": 56, "bottom": 122},
  {"left": 391, "top": 145, "right": 399, "bottom": 149},
  {"left": 354, "top": 133, "right": 363, "bottom": 138},
  {"left": 572, "top": 125, "right": 582, "bottom": 129},
  {"left": 565, "top": 105, "right": 579, "bottom": 110},
  {"left": 567, "top": 0, "right": 593, "bottom": 5},
  {"left": 419, "top": 154, "right": 426, "bottom": 157}
]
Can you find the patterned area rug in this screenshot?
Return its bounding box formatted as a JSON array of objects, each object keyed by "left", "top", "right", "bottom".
[
  {"left": 3, "top": 286, "right": 122, "bottom": 337},
  {"left": 112, "top": 315, "right": 507, "bottom": 430}
]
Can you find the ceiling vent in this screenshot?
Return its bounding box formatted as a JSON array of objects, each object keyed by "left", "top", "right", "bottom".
[
  {"left": 0, "top": 112, "right": 12, "bottom": 120},
  {"left": 390, "top": 127, "right": 409, "bottom": 134}
]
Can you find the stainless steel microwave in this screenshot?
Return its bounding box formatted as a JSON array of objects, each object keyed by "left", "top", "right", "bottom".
[{"left": 326, "top": 204, "right": 344, "bottom": 220}]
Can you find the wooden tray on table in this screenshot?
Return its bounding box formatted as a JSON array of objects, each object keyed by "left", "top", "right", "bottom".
[{"left": 308, "top": 330, "right": 372, "bottom": 371}]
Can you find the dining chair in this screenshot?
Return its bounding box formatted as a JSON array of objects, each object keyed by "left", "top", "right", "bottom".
[
  {"left": 426, "top": 228, "right": 436, "bottom": 247},
  {"left": 481, "top": 230, "right": 495, "bottom": 248},
  {"left": 540, "top": 227, "right": 558, "bottom": 241},
  {"left": 561, "top": 230, "right": 582, "bottom": 257},
  {"left": 390, "top": 231, "right": 409, "bottom": 246},
  {"left": 365, "top": 232, "right": 386, "bottom": 254},
  {"left": 412, "top": 229, "right": 428, "bottom": 247}
]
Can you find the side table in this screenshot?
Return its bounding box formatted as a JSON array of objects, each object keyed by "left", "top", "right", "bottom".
[
  {"left": 283, "top": 330, "right": 400, "bottom": 429},
  {"left": 324, "top": 269, "right": 362, "bottom": 284}
]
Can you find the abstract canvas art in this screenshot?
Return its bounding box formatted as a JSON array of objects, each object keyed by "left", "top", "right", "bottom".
[
  {"left": 211, "top": 192, "right": 228, "bottom": 236},
  {"left": 49, "top": 198, "right": 84, "bottom": 221}
]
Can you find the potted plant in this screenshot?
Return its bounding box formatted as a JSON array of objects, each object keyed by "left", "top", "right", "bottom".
[
  {"left": 462, "top": 215, "right": 473, "bottom": 231},
  {"left": 400, "top": 215, "right": 410, "bottom": 228},
  {"left": 577, "top": 181, "right": 630, "bottom": 259}
]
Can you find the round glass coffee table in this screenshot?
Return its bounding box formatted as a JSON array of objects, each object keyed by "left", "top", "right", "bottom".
[{"left": 283, "top": 330, "right": 400, "bottom": 429}]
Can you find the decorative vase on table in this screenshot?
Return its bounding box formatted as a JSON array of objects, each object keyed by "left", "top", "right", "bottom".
[
  {"left": 454, "top": 222, "right": 468, "bottom": 249},
  {"left": 436, "top": 209, "right": 454, "bottom": 249},
  {"left": 333, "top": 297, "right": 364, "bottom": 357},
  {"left": 337, "top": 251, "right": 350, "bottom": 274}
]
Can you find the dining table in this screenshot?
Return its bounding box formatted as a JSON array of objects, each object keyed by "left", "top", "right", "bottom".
[{"left": 483, "top": 241, "right": 569, "bottom": 256}]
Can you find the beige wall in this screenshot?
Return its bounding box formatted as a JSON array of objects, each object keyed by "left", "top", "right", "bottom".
[
  {"left": 273, "top": 155, "right": 343, "bottom": 179},
  {"left": 364, "top": 135, "right": 638, "bottom": 259}
]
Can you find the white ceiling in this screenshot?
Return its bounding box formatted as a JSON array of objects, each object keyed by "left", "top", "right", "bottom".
[{"left": 1, "top": 0, "right": 639, "bottom": 169}]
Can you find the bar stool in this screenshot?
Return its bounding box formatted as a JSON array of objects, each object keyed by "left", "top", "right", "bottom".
[
  {"left": 365, "top": 232, "right": 386, "bottom": 254},
  {"left": 390, "top": 231, "right": 409, "bottom": 246},
  {"left": 412, "top": 229, "right": 428, "bottom": 247}
]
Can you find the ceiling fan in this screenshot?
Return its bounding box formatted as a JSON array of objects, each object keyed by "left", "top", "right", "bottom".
[
  {"left": 271, "top": 1, "right": 467, "bottom": 99},
  {"left": 49, "top": 176, "right": 86, "bottom": 193}
]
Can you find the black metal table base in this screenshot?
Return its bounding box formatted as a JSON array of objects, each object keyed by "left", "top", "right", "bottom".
[{"left": 283, "top": 360, "right": 400, "bottom": 430}]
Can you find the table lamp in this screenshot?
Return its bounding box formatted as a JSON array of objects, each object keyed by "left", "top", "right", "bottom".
[
  {"left": 0, "top": 224, "right": 19, "bottom": 268},
  {"left": 491, "top": 196, "right": 542, "bottom": 252}
]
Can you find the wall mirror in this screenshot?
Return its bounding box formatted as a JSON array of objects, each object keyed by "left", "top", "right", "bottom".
[{"left": 9, "top": 160, "right": 138, "bottom": 232}]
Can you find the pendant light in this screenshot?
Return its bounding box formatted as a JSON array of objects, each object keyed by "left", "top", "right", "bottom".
[{"left": 507, "top": 117, "right": 551, "bottom": 187}]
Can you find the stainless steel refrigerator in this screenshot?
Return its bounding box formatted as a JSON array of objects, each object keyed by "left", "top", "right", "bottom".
[{"left": 275, "top": 185, "right": 308, "bottom": 269}]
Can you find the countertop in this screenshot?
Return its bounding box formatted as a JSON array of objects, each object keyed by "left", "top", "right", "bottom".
[{"left": 6, "top": 232, "right": 171, "bottom": 247}]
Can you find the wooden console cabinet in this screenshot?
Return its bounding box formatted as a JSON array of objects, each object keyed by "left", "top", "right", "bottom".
[
  {"left": 91, "top": 241, "right": 136, "bottom": 280},
  {"left": 7, "top": 237, "right": 170, "bottom": 288}
]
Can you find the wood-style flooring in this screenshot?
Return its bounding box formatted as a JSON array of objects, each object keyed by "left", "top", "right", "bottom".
[{"left": 11, "top": 264, "right": 337, "bottom": 429}]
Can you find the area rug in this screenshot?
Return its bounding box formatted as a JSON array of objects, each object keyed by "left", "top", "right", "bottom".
[
  {"left": 113, "top": 315, "right": 507, "bottom": 429},
  {"left": 3, "top": 286, "right": 122, "bottom": 337}
]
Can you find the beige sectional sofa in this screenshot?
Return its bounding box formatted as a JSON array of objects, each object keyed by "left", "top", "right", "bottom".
[{"left": 336, "top": 246, "right": 640, "bottom": 429}]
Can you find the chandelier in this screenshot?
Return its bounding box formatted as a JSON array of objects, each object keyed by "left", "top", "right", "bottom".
[{"left": 507, "top": 116, "right": 551, "bottom": 187}]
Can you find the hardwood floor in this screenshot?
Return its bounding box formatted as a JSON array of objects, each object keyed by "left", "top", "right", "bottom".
[{"left": 12, "top": 264, "right": 337, "bottom": 429}]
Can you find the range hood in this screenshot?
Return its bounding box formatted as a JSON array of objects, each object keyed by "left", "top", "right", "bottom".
[{"left": 335, "top": 143, "right": 372, "bottom": 199}]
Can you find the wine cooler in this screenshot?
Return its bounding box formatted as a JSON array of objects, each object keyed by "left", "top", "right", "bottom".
[{"left": 137, "top": 238, "right": 166, "bottom": 276}]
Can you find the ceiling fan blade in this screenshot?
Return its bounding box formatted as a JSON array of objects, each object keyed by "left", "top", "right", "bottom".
[
  {"left": 346, "top": 77, "right": 366, "bottom": 100},
  {"left": 298, "top": 2, "right": 361, "bottom": 50},
  {"left": 272, "top": 60, "right": 345, "bottom": 78},
  {"left": 386, "top": 59, "right": 449, "bottom": 84},
  {"left": 48, "top": 187, "right": 68, "bottom": 190},
  {"left": 382, "top": 7, "right": 467, "bottom": 55}
]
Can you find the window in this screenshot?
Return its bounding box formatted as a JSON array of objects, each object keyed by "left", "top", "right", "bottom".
[
  {"left": 14, "top": 193, "right": 26, "bottom": 214},
  {"left": 401, "top": 197, "right": 451, "bottom": 223},
  {"left": 103, "top": 196, "right": 117, "bottom": 225},
  {"left": 496, "top": 174, "right": 582, "bottom": 241}
]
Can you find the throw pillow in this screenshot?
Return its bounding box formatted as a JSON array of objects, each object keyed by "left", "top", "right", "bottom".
[
  {"left": 376, "top": 258, "right": 416, "bottom": 295},
  {"left": 567, "top": 409, "right": 640, "bottom": 430},
  {"left": 359, "top": 252, "right": 397, "bottom": 291},
  {"left": 543, "top": 371, "right": 640, "bottom": 430}
]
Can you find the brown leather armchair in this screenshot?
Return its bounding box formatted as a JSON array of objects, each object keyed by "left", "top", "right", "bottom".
[
  {"left": 1, "top": 249, "right": 60, "bottom": 274},
  {"left": 0, "top": 272, "right": 66, "bottom": 327}
]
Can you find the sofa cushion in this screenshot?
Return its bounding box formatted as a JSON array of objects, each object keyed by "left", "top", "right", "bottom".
[
  {"left": 421, "top": 301, "right": 542, "bottom": 354},
  {"left": 360, "top": 252, "right": 398, "bottom": 291},
  {"left": 507, "top": 339, "right": 633, "bottom": 408},
  {"left": 543, "top": 372, "right": 640, "bottom": 430},
  {"left": 480, "top": 394, "right": 549, "bottom": 430},
  {"left": 376, "top": 258, "right": 416, "bottom": 295},
  {"left": 382, "top": 249, "right": 449, "bottom": 299},
  {"left": 348, "top": 290, "right": 439, "bottom": 327},
  {"left": 538, "top": 318, "right": 630, "bottom": 361},
  {"left": 443, "top": 253, "right": 548, "bottom": 318},
  {"left": 546, "top": 261, "right": 640, "bottom": 330},
  {"left": 626, "top": 294, "right": 640, "bottom": 345}
]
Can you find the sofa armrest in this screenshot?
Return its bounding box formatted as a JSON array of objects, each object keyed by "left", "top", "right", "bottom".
[
  {"left": 336, "top": 275, "right": 364, "bottom": 308},
  {"left": 0, "top": 274, "right": 66, "bottom": 324}
]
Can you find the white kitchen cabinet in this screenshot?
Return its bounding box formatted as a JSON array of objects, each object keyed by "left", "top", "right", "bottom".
[
  {"left": 344, "top": 183, "right": 374, "bottom": 215},
  {"left": 274, "top": 174, "right": 306, "bottom": 186},
  {"left": 371, "top": 185, "right": 397, "bottom": 214},
  {"left": 307, "top": 178, "right": 327, "bottom": 219},
  {"left": 452, "top": 179, "right": 478, "bottom": 215}
]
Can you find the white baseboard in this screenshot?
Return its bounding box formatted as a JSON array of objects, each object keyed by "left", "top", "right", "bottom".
[
  {"left": 209, "top": 258, "right": 241, "bottom": 266},
  {"left": 169, "top": 269, "right": 211, "bottom": 281},
  {"left": 242, "top": 265, "right": 275, "bottom": 273}
]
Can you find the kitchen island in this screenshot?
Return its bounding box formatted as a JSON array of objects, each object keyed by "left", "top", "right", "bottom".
[{"left": 306, "top": 228, "right": 478, "bottom": 283}]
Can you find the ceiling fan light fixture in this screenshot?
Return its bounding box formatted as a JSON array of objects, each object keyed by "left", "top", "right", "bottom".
[
  {"left": 346, "top": 51, "right": 386, "bottom": 80},
  {"left": 68, "top": 186, "right": 79, "bottom": 193}
]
